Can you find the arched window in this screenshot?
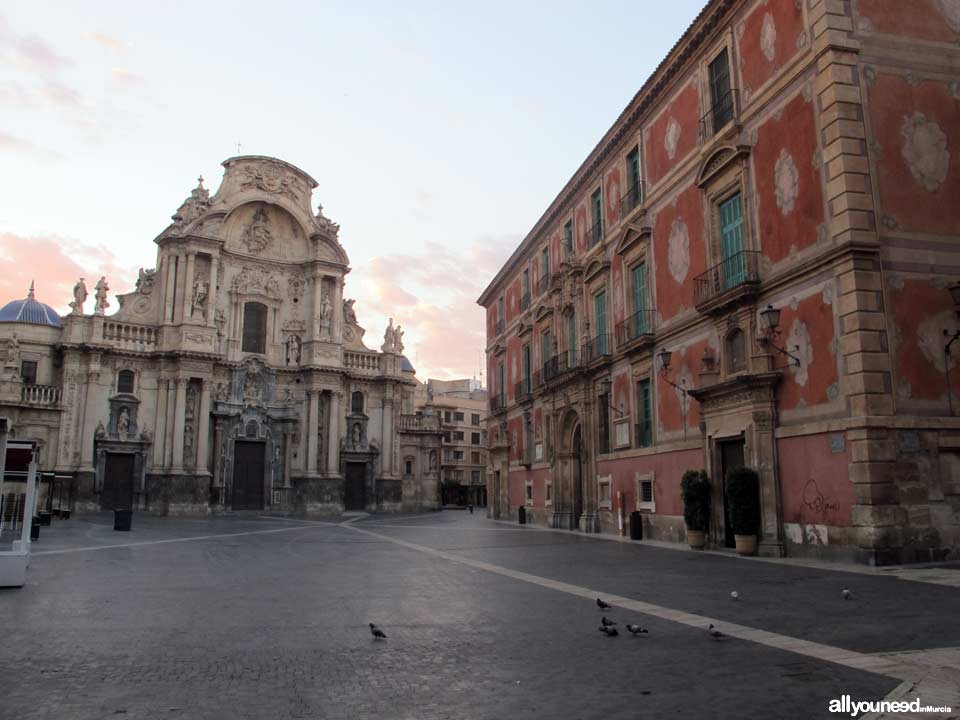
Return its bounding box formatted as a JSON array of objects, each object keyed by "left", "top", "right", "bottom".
[
  {"left": 245, "top": 419, "right": 259, "bottom": 438},
  {"left": 117, "top": 369, "right": 135, "bottom": 394},
  {"left": 726, "top": 328, "right": 746, "bottom": 372},
  {"left": 242, "top": 302, "right": 267, "bottom": 353},
  {"left": 351, "top": 391, "right": 364, "bottom": 414}
]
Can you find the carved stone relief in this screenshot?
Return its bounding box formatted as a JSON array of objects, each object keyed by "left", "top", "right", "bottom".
[{"left": 901, "top": 112, "right": 950, "bottom": 192}]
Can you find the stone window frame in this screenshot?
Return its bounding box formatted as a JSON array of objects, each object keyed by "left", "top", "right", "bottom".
[
  {"left": 697, "top": 28, "right": 739, "bottom": 144},
  {"left": 697, "top": 146, "right": 755, "bottom": 271},
  {"left": 635, "top": 470, "right": 656, "bottom": 512},
  {"left": 525, "top": 478, "right": 534, "bottom": 506},
  {"left": 631, "top": 360, "right": 655, "bottom": 446},
  {"left": 116, "top": 368, "right": 136, "bottom": 394},
  {"left": 725, "top": 326, "right": 747, "bottom": 375},
  {"left": 584, "top": 261, "right": 611, "bottom": 340},
  {"left": 545, "top": 478, "right": 553, "bottom": 507},
  {"left": 613, "top": 416, "right": 631, "bottom": 450},
  {"left": 404, "top": 455, "right": 415, "bottom": 477},
  {"left": 597, "top": 474, "right": 613, "bottom": 510}
]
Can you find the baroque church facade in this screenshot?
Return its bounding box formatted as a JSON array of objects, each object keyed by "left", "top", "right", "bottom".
[{"left": 0, "top": 156, "right": 443, "bottom": 515}]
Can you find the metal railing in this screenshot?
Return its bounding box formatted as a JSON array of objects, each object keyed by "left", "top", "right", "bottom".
[
  {"left": 620, "top": 181, "right": 645, "bottom": 217},
  {"left": 581, "top": 333, "right": 612, "bottom": 364},
  {"left": 585, "top": 219, "right": 604, "bottom": 249},
  {"left": 542, "top": 350, "right": 581, "bottom": 383},
  {"left": 520, "top": 292, "right": 531, "bottom": 311},
  {"left": 615, "top": 309, "right": 656, "bottom": 347},
  {"left": 489, "top": 395, "right": 506, "bottom": 413},
  {"left": 694, "top": 250, "right": 761, "bottom": 308},
  {"left": 514, "top": 378, "right": 532, "bottom": 400},
  {"left": 699, "top": 89, "right": 739, "bottom": 142},
  {"left": 537, "top": 273, "right": 551, "bottom": 296},
  {"left": 635, "top": 422, "right": 652, "bottom": 449}
]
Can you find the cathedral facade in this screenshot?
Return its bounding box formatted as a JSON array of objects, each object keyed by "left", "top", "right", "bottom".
[{"left": 0, "top": 156, "right": 443, "bottom": 515}]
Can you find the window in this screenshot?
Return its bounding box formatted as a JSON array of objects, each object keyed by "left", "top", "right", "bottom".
[
  {"left": 632, "top": 264, "right": 649, "bottom": 334},
  {"left": 590, "top": 188, "right": 603, "bottom": 243},
  {"left": 535, "top": 441, "right": 543, "bottom": 462},
  {"left": 627, "top": 147, "right": 641, "bottom": 199},
  {"left": 637, "top": 379, "right": 652, "bottom": 448},
  {"left": 471, "top": 451, "right": 481, "bottom": 463},
  {"left": 719, "top": 193, "right": 746, "bottom": 287},
  {"left": 541, "top": 246, "right": 551, "bottom": 282},
  {"left": 443, "top": 431, "right": 451, "bottom": 443},
  {"left": 498, "top": 363, "right": 505, "bottom": 406},
  {"left": 522, "top": 344, "right": 531, "bottom": 394},
  {"left": 598, "top": 475, "right": 612, "bottom": 509},
  {"left": 405, "top": 459, "right": 413, "bottom": 475},
  {"left": 471, "top": 470, "right": 481, "bottom": 484},
  {"left": 636, "top": 471, "right": 656, "bottom": 512},
  {"left": 454, "top": 411, "right": 464, "bottom": 422},
  {"left": 454, "top": 469, "right": 464, "bottom": 482},
  {"left": 117, "top": 369, "right": 135, "bottom": 394},
  {"left": 498, "top": 296, "right": 505, "bottom": 326},
  {"left": 522, "top": 269, "right": 531, "bottom": 306},
  {"left": 471, "top": 432, "right": 481, "bottom": 445},
  {"left": 351, "top": 391, "right": 364, "bottom": 414},
  {"left": 453, "top": 431, "right": 465, "bottom": 441},
  {"left": 241, "top": 302, "right": 267, "bottom": 353},
  {"left": 542, "top": 331, "right": 552, "bottom": 368},
  {"left": 708, "top": 48, "right": 733, "bottom": 132},
  {"left": 595, "top": 291, "right": 608, "bottom": 355},
  {"left": 471, "top": 413, "right": 481, "bottom": 426},
  {"left": 564, "top": 221, "right": 573, "bottom": 255},
  {"left": 568, "top": 311, "right": 577, "bottom": 366},
  {"left": 245, "top": 419, "right": 259, "bottom": 438},
  {"left": 545, "top": 481, "right": 553, "bottom": 505},
  {"left": 444, "top": 410, "right": 452, "bottom": 423},
  {"left": 20, "top": 360, "right": 37, "bottom": 385},
  {"left": 454, "top": 450, "right": 464, "bottom": 460},
  {"left": 598, "top": 388, "right": 611, "bottom": 454},
  {"left": 727, "top": 328, "right": 746, "bottom": 372},
  {"left": 525, "top": 480, "right": 533, "bottom": 505}
]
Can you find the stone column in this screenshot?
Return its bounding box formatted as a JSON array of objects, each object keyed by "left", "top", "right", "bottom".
[
  {"left": 195, "top": 380, "right": 211, "bottom": 475},
  {"left": 307, "top": 390, "right": 319, "bottom": 474},
  {"left": 182, "top": 252, "right": 196, "bottom": 322},
  {"left": 283, "top": 431, "right": 292, "bottom": 488},
  {"left": 163, "top": 255, "right": 176, "bottom": 324},
  {"left": 334, "top": 277, "right": 344, "bottom": 341},
  {"left": 207, "top": 254, "right": 219, "bottom": 328},
  {"left": 153, "top": 378, "right": 169, "bottom": 466},
  {"left": 212, "top": 420, "right": 223, "bottom": 498},
  {"left": 164, "top": 379, "right": 177, "bottom": 468},
  {"left": 171, "top": 378, "right": 187, "bottom": 473},
  {"left": 381, "top": 397, "right": 393, "bottom": 476},
  {"left": 327, "top": 390, "right": 341, "bottom": 475},
  {"left": 311, "top": 273, "right": 324, "bottom": 341}
]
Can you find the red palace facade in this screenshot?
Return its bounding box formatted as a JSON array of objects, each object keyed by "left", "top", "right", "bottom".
[{"left": 478, "top": 0, "right": 960, "bottom": 564}]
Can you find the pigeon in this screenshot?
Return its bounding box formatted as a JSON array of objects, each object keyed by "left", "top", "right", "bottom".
[
  {"left": 598, "top": 625, "right": 619, "bottom": 637},
  {"left": 601, "top": 616, "right": 617, "bottom": 627},
  {"left": 368, "top": 623, "right": 387, "bottom": 640},
  {"left": 841, "top": 588, "right": 851, "bottom": 600},
  {"left": 708, "top": 623, "right": 725, "bottom": 640},
  {"left": 596, "top": 598, "right": 611, "bottom": 609},
  {"left": 626, "top": 624, "right": 648, "bottom": 635},
  {"left": 730, "top": 591, "right": 739, "bottom": 601}
]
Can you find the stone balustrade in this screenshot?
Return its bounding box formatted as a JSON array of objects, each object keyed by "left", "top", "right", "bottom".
[
  {"left": 21, "top": 384, "right": 62, "bottom": 406},
  {"left": 102, "top": 321, "right": 158, "bottom": 349},
  {"left": 399, "top": 414, "right": 441, "bottom": 432},
  {"left": 343, "top": 351, "right": 380, "bottom": 373}
]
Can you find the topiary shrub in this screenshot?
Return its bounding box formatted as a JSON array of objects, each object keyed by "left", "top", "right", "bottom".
[
  {"left": 725, "top": 465, "right": 761, "bottom": 536},
  {"left": 681, "top": 469, "right": 711, "bottom": 532}
]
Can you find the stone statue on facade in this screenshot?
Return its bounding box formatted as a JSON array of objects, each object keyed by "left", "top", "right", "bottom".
[
  {"left": 5, "top": 332, "right": 19, "bottom": 366},
  {"left": 214, "top": 382, "right": 229, "bottom": 402},
  {"left": 214, "top": 308, "right": 226, "bottom": 335},
  {"left": 93, "top": 276, "right": 110, "bottom": 316},
  {"left": 243, "top": 364, "right": 262, "bottom": 405},
  {"left": 117, "top": 407, "right": 130, "bottom": 437},
  {"left": 343, "top": 298, "right": 357, "bottom": 325},
  {"left": 95, "top": 420, "right": 106, "bottom": 439},
  {"left": 319, "top": 294, "right": 333, "bottom": 335},
  {"left": 135, "top": 268, "right": 156, "bottom": 295},
  {"left": 395, "top": 325, "right": 404, "bottom": 354},
  {"left": 191, "top": 280, "right": 208, "bottom": 318},
  {"left": 382, "top": 318, "right": 396, "bottom": 353},
  {"left": 139, "top": 426, "right": 152, "bottom": 442},
  {"left": 353, "top": 423, "right": 362, "bottom": 446},
  {"left": 286, "top": 334, "right": 301, "bottom": 366},
  {"left": 70, "top": 277, "right": 87, "bottom": 314}
]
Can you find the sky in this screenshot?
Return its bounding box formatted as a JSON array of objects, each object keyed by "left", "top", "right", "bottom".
[{"left": 0, "top": 0, "right": 706, "bottom": 382}]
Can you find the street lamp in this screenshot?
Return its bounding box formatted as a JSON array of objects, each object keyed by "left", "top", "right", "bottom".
[
  {"left": 658, "top": 348, "right": 688, "bottom": 440},
  {"left": 943, "top": 282, "right": 960, "bottom": 415},
  {"left": 760, "top": 303, "right": 801, "bottom": 368}
]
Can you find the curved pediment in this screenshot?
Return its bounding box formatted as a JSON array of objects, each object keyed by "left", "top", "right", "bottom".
[
  {"left": 533, "top": 303, "right": 553, "bottom": 322},
  {"left": 223, "top": 201, "right": 311, "bottom": 262},
  {"left": 696, "top": 144, "right": 750, "bottom": 188},
  {"left": 614, "top": 221, "right": 652, "bottom": 257},
  {"left": 584, "top": 258, "right": 610, "bottom": 284}
]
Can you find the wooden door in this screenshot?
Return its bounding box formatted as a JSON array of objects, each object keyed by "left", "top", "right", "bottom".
[
  {"left": 344, "top": 462, "right": 366, "bottom": 511},
  {"left": 233, "top": 441, "right": 265, "bottom": 510},
  {"left": 720, "top": 439, "right": 745, "bottom": 548},
  {"left": 102, "top": 453, "right": 135, "bottom": 510}
]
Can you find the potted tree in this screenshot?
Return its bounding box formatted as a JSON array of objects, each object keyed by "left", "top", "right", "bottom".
[
  {"left": 681, "top": 469, "right": 711, "bottom": 550},
  {"left": 726, "top": 465, "right": 761, "bottom": 556}
]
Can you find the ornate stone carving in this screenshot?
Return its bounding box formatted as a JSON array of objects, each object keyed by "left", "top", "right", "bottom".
[
  {"left": 285, "top": 334, "right": 301, "bottom": 366},
  {"left": 760, "top": 12, "right": 776, "bottom": 63},
  {"left": 316, "top": 204, "right": 340, "bottom": 239},
  {"left": 240, "top": 163, "right": 304, "bottom": 199},
  {"left": 231, "top": 267, "right": 281, "bottom": 297},
  {"left": 94, "top": 276, "right": 109, "bottom": 316},
  {"left": 382, "top": 318, "right": 397, "bottom": 353},
  {"left": 664, "top": 117, "right": 681, "bottom": 161},
  {"left": 901, "top": 112, "right": 950, "bottom": 192},
  {"left": 241, "top": 207, "right": 273, "bottom": 254},
  {"left": 243, "top": 361, "right": 263, "bottom": 405},
  {"left": 171, "top": 176, "right": 211, "bottom": 227},
  {"left": 191, "top": 280, "right": 208, "bottom": 319},
  {"left": 667, "top": 217, "right": 690, "bottom": 283},
  {"left": 343, "top": 298, "right": 358, "bottom": 325},
  {"left": 70, "top": 277, "right": 87, "bottom": 314},
  {"left": 774, "top": 149, "right": 799, "bottom": 215},
  {"left": 214, "top": 308, "right": 226, "bottom": 334},
  {"left": 288, "top": 274, "right": 306, "bottom": 300},
  {"left": 320, "top": 294, "right": 333, "bottom": 335},
  {"left": 135, "top": 268, "right": 156, "bottom": 295}
]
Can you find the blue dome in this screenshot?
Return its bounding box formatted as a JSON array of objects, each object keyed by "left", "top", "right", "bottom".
[
  {"left": 400, "top": 355, "right": 416, "bottom": 373},
  {"left": 0, "top": 283, "right": 62, "bottom": 328}
]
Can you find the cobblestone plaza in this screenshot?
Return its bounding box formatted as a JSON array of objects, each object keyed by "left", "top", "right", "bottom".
[{"left": 2, "top": 512, "right": 958, "bottom": 719}]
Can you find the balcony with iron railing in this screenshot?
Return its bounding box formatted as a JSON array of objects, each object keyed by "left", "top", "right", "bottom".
[
  {"left": 584, "top": 219, "right": 604, "bottom": 249},
  {"left": 514, "top": 377, "right": 533, "bottom": 402},
  {"left": 542, "top": 349, "right": 581, "bottom": 384},
  {"left": 694, "top": 250, "right": 761, "bottom": 313},
  {"left": 537, "top": 273, "right": 552, "bottom": 296},
  {"left": 489, "top": 395, "right": 506, "bottom": 415},
  {"left": 520, "top": 291, "right": 531, "bottom": 312},
  {"left": 615, "top": 308, "right": 656, "bottom": 350},
  {"left": 581, "top": 333, "right": 612, "bottom": 365},
  {"left": 620, "top": 181, "right": 646, "bottom": 218},
  {"left": 699, "top": 89, "right": 739, "bottom": 144}
]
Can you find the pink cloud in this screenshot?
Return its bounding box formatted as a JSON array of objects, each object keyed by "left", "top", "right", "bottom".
[
  {"left": 0, "top": 130, "right": 60, "bottom": 160},
  {"left": 110, "top": 67, "right": 144, "bottom": 88},
  {"left": 0, "top": 232, "right": 139, "bottom": 315},
  {"left": 83, "top": 31, "right": 128, "bottom": 55},
  {"left": 8, "top": 34, "right": 71, "bottom": 73}
]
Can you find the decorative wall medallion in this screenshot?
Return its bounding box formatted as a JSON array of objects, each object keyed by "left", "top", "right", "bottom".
[
  {"left": 240, "top": 163, "right": 304, "bottom": 199},
  {"left": 667, "top": 217, "right": 690, "bottom": 284},
  {"left": 760, "top": 12, "right": 777, "bottom": 62},
  {"left": 774, "top": 149, "right": 799, "bottom": 215},
  {"left": 664, "top": 118, "right": 681, "bottom": 161},
  {"left": 242, "top": 207, "right": 273, "bottom": 254},
  {"left": 288, "top": 274, "right": 306, "bottom": 299},
  {"left": 901, "top": 112, "right": 950, "bottom": 192},
  {"left": 133, "top": 297, "right": 151, "bottom": 315},
  {"left": 937, "top": 0, "right": 960, "bottom": 32},
  {"left": 786, "top": 318, "right": 811, "bottom": 387}
]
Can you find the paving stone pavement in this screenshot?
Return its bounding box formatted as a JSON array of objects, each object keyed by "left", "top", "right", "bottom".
[{"left": 0, "top": 511, "right": 956, "bottom": 719}]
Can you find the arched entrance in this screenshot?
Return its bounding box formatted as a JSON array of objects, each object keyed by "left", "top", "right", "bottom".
[{"left": 552, "top": 409, "right": 584, "bottom": 530}]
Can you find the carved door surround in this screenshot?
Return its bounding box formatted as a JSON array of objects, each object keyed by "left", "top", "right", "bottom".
[{"left": 689, "top": 370, "right": 784, "bottom": 556}]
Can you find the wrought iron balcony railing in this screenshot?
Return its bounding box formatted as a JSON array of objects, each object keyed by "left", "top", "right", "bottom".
[
  {"left": 514, "top": 378, "right": 532, "bottom": 401},
  {"left": 489, "top": 395, "right": 506, "bottom": 414},
  {"left": 537, "top": 273, "right": 551, "bottom": 296},
  {"left": 615, "top": 309, "right": 656, "bottom": 348},
  {"left": 694, "top": 250, "right": 761, "bottom": 309},
  {"left": 542, "top": 349, "right": 581, "bottom": 383},
  {"left": 620, "top": 181, "right": 645, "bottom": 217},
  {"left": 585, "top": 219, "right": 604, "bottom": 249},
  {"left": 699, "top": 89, "right": 739, "bottom": 143},
  {"left": 581, "top": 333, "right": 612, "bottom": 364},
  {"left": 520, "top": 291, "right": 531, "bottom": 311}
]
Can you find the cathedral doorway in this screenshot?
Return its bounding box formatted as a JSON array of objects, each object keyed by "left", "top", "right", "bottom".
[
  {"left": 101, "top": 453, "right": 134, "bottom": 511},
  {"left": 344, "top": 462, "right": 367, "bottom": 511},
  {"left": 232, "top": 441, "right": 265, "bottom": 510}
]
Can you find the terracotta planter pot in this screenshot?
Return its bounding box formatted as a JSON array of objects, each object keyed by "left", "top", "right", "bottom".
[
  {"left": 686, "top": 530, "right": 706, "bottom": 550},
  {"left": 734, "top": 534, "right": 757, "bottom": 556}
]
